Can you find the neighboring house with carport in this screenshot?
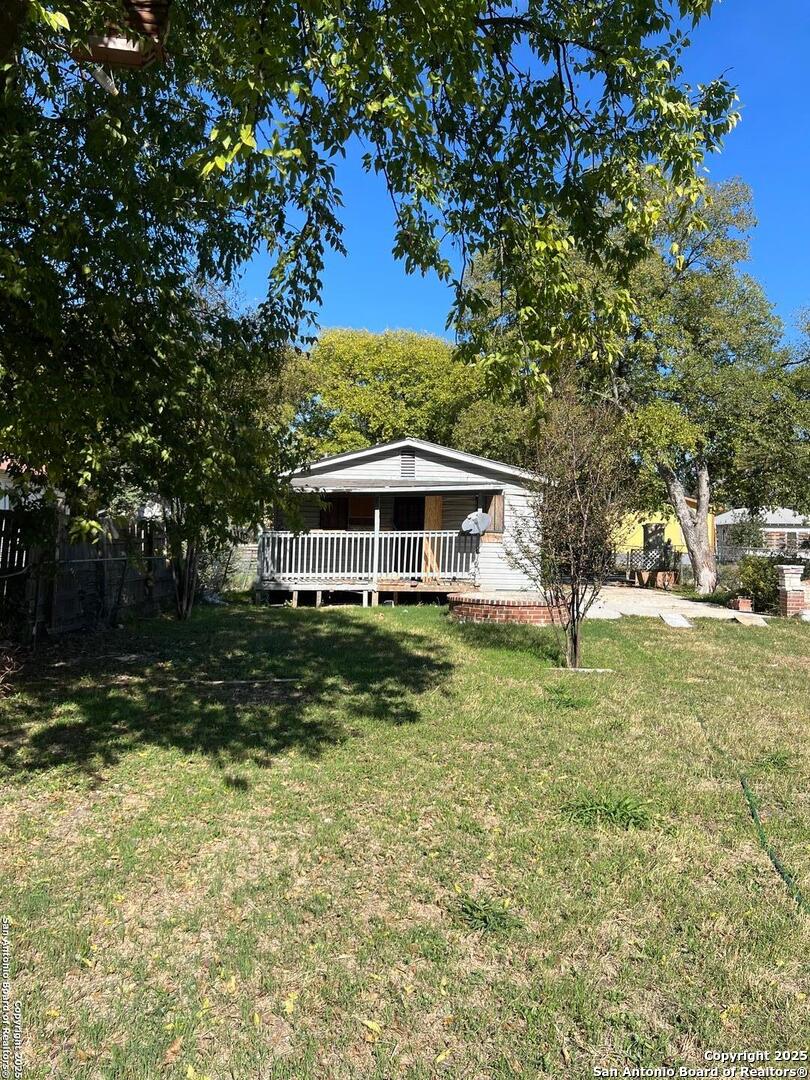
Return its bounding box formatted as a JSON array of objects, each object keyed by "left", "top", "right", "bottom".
[
  {"left": 716, "top": 508, "right": 810, "bottom": 554},
  {"left": 256, "top": 438, "right": 536, "bottom": 603}
]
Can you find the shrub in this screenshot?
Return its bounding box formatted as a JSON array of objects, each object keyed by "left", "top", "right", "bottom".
[
  {"left": 716, "top": 562, "right": 742, "bottom": 593},
  {"left": 738, "top": 556, "right": 779, "bottom": 612},
  {"left": 196, "top": 542, "right": 239, "bottom": 595},
  {"left": 738, "top": 555, "right": 810, "bottom": 613},
  {"left": 726, "top": 518, "right": 766, "bottom": 549}
]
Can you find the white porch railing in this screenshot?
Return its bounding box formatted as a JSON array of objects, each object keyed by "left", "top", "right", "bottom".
[{"left": 258, "top": 530, "right": 478, "bottom": 585}]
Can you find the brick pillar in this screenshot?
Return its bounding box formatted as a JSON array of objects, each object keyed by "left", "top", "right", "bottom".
[{"left": 777, "top": 564, "right": 806, "bottom": 618}]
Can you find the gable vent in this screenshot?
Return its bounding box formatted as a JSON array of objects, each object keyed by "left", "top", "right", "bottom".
[{"left": 400, "top": 450, "right": 415, "bottom": 478}]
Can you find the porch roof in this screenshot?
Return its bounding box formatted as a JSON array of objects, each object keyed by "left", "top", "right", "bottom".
[{"left": 290, "top": 478, "right": 504, "bottom": 494}]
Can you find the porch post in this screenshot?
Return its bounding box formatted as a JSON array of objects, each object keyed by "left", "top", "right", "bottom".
[{"left": 372, "top": 496, "right": 381, "bottom": 590}]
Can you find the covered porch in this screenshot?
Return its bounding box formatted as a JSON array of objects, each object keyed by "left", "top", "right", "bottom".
[{"left": 256, "top": 483, "right": 503, "bottom": 600}]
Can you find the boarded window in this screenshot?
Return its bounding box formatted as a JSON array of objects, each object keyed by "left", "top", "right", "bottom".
[
  {"left": 484, "top": 492, "right": 504, "bottom": 533},
  {"left": 424, "top": 495, "right": 443, "bottom": 531},
  {"left": 319, "top": 496, "right": 348, "bottom": 529}
]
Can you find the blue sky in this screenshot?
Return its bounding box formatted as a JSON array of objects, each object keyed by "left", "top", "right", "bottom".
[{"left": 242, "top": 0, "right": 810, "bottom": 341}]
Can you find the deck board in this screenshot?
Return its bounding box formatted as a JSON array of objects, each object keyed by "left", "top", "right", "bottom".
[{"left": 257, "top": 579, "right": 478, "bottom": 593}]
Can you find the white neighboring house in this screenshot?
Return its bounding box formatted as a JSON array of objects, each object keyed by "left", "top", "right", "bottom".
[
  {"left": 256, "top": 438, "right": 535, "bottom": 601},
  {"left": 716, "top": 508, "right": 810, "bottom": 556}
]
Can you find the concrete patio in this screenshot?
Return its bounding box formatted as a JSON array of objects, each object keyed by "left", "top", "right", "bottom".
[{"left": 587, "top": 585, "right": 742, "bottom": 621}]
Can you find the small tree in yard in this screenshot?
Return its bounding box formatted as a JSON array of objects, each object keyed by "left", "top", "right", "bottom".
[{"left": 508, "top": 387, "right": 636, "bottom": 669}]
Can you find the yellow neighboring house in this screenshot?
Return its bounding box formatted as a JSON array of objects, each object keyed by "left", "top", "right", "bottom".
[{"left": 622, "top": 498, "right": 717, "bottom": 555}]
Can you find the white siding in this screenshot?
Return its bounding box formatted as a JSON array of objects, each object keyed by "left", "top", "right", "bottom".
[
  {"left": 476, "top": 486, "right": 536, "bottom": 591},
  {"left": 441, "top": 493, "right": 477, "bottom": 530},
  {"left": 301, "top": 446, "right": 525, "bottom": 488},
  {"left": 413, "top": 450, "right": 498, "bottom": 484},
  {"left": 306, "top": 451, "right": 403, "bottom": 482}
]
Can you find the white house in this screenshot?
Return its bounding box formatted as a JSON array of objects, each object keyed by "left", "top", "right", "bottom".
[
  {"left": 256, "top": 438, "right": 535, "bottom": 603},
  {"left": 715, "top": 507, "right": 810, "bottom": 554}
]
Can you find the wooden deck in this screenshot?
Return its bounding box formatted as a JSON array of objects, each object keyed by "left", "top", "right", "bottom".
[{"left": 256, "top": 579, "right": 479, "bottom": 593}]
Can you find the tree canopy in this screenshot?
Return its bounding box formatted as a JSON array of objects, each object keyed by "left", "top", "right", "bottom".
[
  {"left": 3, "top": 2, "right": 737, "bottom": 325},
  {"left": 599, "top": 180, "right": 808, "bottom": 589},
  {"left": 83, "top": 294, "right": 294, "bottom": 617},
  {"left": 619, "top": 183, "right": 807, "bottom": 505},
  {"left": 2, "top": 1, "right": 738, "bottom": 502},
  {"left": 451, "top": 397, "right": 533, "bottom": 466},
  {"left": 282, "top": 328, "right": 532, "bottom": 464},
  {"left": 283, "top": 329, "right": 476, "bottom": 456},
  {"left": 464, "top": 179, "right": 809, "bottom": 592}
]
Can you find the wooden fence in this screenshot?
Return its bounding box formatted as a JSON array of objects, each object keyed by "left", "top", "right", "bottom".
[
  {"left": 0, "top": 511, "right": 175, "bottom": 639},
  {"left": 0, "top": 510, "right": 29, "bottom": 607}
]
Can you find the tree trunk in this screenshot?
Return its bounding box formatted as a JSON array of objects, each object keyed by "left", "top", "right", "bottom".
[
  {"left": 172, "top": 541, "right": 198, "bottom": 620},
  {"left": 0, "top": 0, "right": 30, "bottom": 65},
  {"left": 659, "top": 464, "right": 717, "bottom": 594},
  {"left": 565, "top": 626, "right": 580, "bottom": 669},
  {"left": 565, "top": 593, "right": 581, "bottom": 668},
  {"left": 690, "top": 544, "right": 717, "bottom": 595}
]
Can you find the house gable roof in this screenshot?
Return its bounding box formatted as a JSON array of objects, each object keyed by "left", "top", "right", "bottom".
[
  {"left": 292, "top": 437, "right": 531, "bottom": 485},
  {"left": 716, "top": 507, "right": 808, "bottom": 528}
]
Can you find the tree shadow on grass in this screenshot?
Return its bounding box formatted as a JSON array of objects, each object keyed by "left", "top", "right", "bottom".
[
  {"left": 0, "top": 606, "right": 454, "bottom": 784},
  {"left": 449, "top": 620, "right": 564, "bottom": 665}
]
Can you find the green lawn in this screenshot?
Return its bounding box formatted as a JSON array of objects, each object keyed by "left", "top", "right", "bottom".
[{"left": 1, "top": 601, "right": 808, "bottom": 1078}]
